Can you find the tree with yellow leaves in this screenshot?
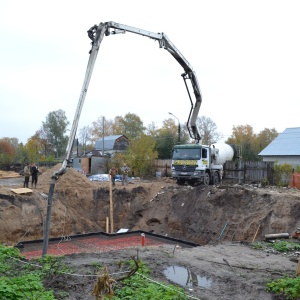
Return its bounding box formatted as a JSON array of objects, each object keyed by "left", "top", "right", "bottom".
[{"left": 125, "top": 134, "right": 158, "bottom": 177}]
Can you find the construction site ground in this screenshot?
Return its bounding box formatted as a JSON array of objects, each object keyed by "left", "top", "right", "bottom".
[{"left": 1, "top": 165, "right": 300, "bottom": 299}]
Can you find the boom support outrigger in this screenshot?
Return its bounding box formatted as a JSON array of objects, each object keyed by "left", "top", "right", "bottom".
[{"left": 42, "top": 21, "right": 203, "bottom": 255}]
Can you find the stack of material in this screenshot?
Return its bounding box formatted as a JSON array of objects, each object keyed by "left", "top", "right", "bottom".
[
  {"left": 0, "top": 170, "right": 21, "bottom": 178},
  {"left": 290, "top": 173, "right": 300, "bottom": 189}
]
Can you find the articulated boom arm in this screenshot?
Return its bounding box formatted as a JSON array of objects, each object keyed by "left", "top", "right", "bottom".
[
  {"left": 101, "top": 22, "right": 202, "bottom": 143},
  {"left": 62, "top": 21, "right": 203, "bottom": 177}
]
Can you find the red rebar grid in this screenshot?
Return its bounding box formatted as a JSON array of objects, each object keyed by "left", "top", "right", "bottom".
[{"left": 22, "top": 235, "right": 163, "bottom": 260}]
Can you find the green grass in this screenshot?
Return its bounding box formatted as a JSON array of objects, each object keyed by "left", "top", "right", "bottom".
[
  {"left": 0, "top": 245, "right": 55, "bottom": 300},
  {"left": 251, "top": 240, "right": 300, "bottom": 299},
  {"left": 267, "top": 276, "right": 300, "bottom": 300},
  {"left": 112, "top": 260, "right": 187, "bottom": 300},
  {"left": 251, "top": 240, "right": 300, "bottom": 253}
]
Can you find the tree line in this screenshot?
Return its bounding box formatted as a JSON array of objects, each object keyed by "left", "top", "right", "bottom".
[{"left": 0, "top": 109, "right": 279, "bottom": 174}]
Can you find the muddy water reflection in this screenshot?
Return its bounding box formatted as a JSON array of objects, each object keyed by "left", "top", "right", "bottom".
[{"left": 164, "top": 266, "right": 212, "bottom": 288}]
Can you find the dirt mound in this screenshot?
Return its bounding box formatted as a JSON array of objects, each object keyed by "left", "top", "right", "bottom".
[
  {"left": 37, "top": 164, "right": 99, "bottom": 192},
  {"left": 0, "top": 166, "right": 173, "bottom": 244}
]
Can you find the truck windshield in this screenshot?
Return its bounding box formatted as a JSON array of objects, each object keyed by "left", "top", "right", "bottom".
[{"left": 172, "top": 148, "right": 201, "bottom": 160}]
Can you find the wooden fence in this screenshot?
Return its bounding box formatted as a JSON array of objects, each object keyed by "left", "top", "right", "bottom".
[
  {"left": 223, "top": 161, "right": 274, "bottom": 184},
  {"left": 154, "top": 159, "right": 172, "bottom": 176},
  {"left": 154, "top": 159, "right": 274, "bottom": 183}
]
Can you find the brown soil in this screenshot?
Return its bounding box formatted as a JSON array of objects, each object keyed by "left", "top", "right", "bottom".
[{"left": 1, "top": 165, "right": 300, "bottom": 299}]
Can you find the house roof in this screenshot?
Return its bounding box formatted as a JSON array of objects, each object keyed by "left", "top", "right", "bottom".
[
  {"left": 95, "top": 135, "right": 127, "bottom": 151},
  {"left": 259, "top": 127, "right": 300, "bottom": 156}
]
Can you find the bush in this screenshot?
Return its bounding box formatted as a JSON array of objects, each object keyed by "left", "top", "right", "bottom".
[
  {"left": 260, "top": 178, "right": 269, "bottom": 187},
  {"left": 267, "top": 276, "right": 300, "bottom": 300},
  {"left": 294, "top": 166, "right": 300, "bottom": 173},
  {"left": 272, "top": 241, "right": 300, "bottom": 253},
  {"left": 0, "top": 245, "right": 55, "bottom": 300},
  {"left": 273, "top": 163, "right": 293, "bottom": 187},
  {"left": 0, "top": 274, "right": 55, "bottom": 300},
  {"left": 251, "top": 241, "right": 300, "bottom": 253}
]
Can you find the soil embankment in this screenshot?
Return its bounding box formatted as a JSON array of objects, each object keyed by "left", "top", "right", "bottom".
[{"left": 1, "top": 165, "right": 300, "bottom": 245}]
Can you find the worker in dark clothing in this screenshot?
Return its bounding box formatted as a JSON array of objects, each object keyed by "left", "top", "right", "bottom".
[{"left": 31, "top": 163, "right": 39, "bottom": 188}]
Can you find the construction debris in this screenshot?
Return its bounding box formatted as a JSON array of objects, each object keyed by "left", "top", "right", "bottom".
[{"left": 292, "top": 228, "right": 300, "bottom": 239}]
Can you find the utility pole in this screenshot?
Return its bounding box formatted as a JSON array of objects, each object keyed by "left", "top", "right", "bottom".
[
  {"left": 169, "top": 112, "right": 181, "bottom": 144},
  {"left": 102, "top": 117, "right": 105, "bottom": 155},
  {"left": 76, "top": 138, "right": 79, "bottom": 157}
]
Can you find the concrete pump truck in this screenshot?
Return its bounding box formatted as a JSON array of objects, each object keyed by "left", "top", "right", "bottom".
[{"left": 42, "top": 21, "right": 235, "bottom": 254}]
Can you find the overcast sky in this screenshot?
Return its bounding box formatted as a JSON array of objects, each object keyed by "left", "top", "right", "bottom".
[{"left": 1, "top": 0, "right": 300, "bottom": 144}]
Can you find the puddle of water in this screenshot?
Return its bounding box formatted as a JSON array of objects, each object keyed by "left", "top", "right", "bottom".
[{"left": 163, "top": 266, "right": 212, "bottom": 289}]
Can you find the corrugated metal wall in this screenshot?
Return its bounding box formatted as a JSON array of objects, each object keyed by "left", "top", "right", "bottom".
[
  {"left": 262, "top": 156, "right": 300, "bottom": 167},
  {"left": 91, "top": 157, "right": 108, "bottom": 175}
]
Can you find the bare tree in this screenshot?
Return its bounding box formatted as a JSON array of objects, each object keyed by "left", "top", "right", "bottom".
[
  {"left": 196, "top": 116, "right": 223, "bottom": 145},
  {"left": 78, "top": 126, "right": 91, "bottom": 154},
  {"left": 89, "top": 116, "right": 115, "bottom": 143}
]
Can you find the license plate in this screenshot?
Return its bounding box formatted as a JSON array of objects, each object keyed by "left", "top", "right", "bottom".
[{"left": 181, "top": 172, "right": 187, "bottom": 175}]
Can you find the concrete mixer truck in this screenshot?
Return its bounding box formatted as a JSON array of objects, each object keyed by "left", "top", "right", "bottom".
[{"left": 171, "top": 143, "right": 237, "bottom": 186}]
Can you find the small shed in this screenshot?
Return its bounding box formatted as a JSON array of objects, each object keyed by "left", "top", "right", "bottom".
[
  {"left": 72, "top": 135, "right": 129, "bottom": 175},
  {"left": 259, "top": 127, "right": 300, "bottom": 167},
  {"left": 72, "top": 150, "right": 108, "bottom": 175}
]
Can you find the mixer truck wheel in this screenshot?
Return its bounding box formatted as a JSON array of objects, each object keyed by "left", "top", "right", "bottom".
[
  {"left": 204, "top": 172, "right": 210, "bottom": 186},
  {"left": 213, "top": 172, "right": 220, "bottom": 184}
]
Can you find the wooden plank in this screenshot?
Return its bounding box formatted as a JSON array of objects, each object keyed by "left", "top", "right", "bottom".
[
  {"left": 252, "top": 224, "right": 260, "bottom": 243},
  {"left": 297, "top": 257, "right": 300, "bottom": 276},
  {"left": 11, "top": 188, "right": 33, "bottom": 194},
  {"left": 109, "top": 174, "right": 114, "bottom": 233},
  {"left": 0, "top": 171, "right": 21, "bottom": 178}
]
